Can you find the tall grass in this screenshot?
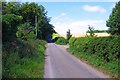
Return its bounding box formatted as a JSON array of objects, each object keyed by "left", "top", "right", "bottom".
[{"left": 2, "top": 39, "right": 46, "bottom": 78}]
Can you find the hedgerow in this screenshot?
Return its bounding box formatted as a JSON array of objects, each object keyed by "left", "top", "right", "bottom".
[
  {"left": 69, "top": 36, "right": 119, "bottom": 77},
  {"left": 55, "top": 37, "right": 68, "bottom": 45},
  {"left": 69, "top": 36, "right": 119, "bottom": 62}
]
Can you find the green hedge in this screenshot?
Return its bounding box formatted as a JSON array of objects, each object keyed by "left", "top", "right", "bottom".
[
  {"left": 69, "top": 36, "right": 119, "bottom": 77},
  {"left": 55, "top": 37, "right": 68, "bottom": 45},
  {"left": 69, "top": 36, "right": 119, "bottom": 62},
  {"left": 2, "top": 39, "right": 47, "bottom": 78}
]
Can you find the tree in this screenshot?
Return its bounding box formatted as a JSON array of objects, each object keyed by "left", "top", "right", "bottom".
[
  {"left": 86, "top": 30, "right": 108, "bottom": 33},
  {"left": 2, "top": 2, "right": 56, "bottom": 41},
  {"left": 18, "top": 2, "right": 56, "bottom": 41},
  {"left": 0, "top": 2, "right": 2, "bottom": 15},
  {"left": 106, "top": 1, "right": 120, "bottom": 35},
  {"left": 2, "top": 2, "right": 21, "bottom": 15},
  {"left": 67, "top": 29, "right": 72, "bottom": 40},
  {"left": 87, "top": 25, "right": 95, "bottom": 37},
  {"left": 37, "top": 16, "right": 56, "bottom": 40},
  {"left": 16, "top": 23, "right": 36, "bottom": 40},
  {"left": 2, "top": 14, "right": 22, "bottom": 42}
]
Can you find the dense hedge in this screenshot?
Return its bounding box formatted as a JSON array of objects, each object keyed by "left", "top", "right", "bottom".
[
  {"left": 69, "top": 36, "right": 120, "bottom": 62},
  {"left": 55, "top": 37, "right": 68, "bottom": 45},
  {"left": 69, "top": 36, "right": 119, "bottom": 77},
  {"left": 2, "top": 39, "right": 46, "bottom": 78}
]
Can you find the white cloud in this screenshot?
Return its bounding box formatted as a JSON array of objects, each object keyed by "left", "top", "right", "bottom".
[
  {"left": 83, "top": 5, "right": 106, "bottom": 13},
  {"left": 50, "top": 12, "right": 107, "bottom": 34},
  {"left": 69, "top": 20, "right": 103, "bottom": 27},
  {"left": 61, "top": 13, "right": 66, "bottom": 16},
  {"left": 51, "top": 18, "right": 105, "bottom": 34},
  {"left": 52, "top": 13, "right": 68, "bottom": 22}
]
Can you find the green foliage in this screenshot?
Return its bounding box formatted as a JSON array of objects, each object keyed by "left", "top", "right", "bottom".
[
  {"left": 2, "top": 2, "right": 55, "bottom": 78},
  {"left": 2, "top": 14, "right": 22, "bottom": 42},
  {"left": 39, "top": 23, "right": 56, "bottom": 41},
  {"left": 69, "top": 36, "right": 119, "bottom": 77},
  {"left": 87, "top": 30, "right": 108, "bottom": 33},
  {"left": 2, "top": 2, "right": 56, "bottom": 41},
  {"left": 69, "top": 36, "right": 119, "bottom": 61},
  {"left": 106, "top": 1, "right": 120, "bottom": 35},
  {"left": 16, "top": 23, "right": 36, "bottom": 40},
  {"left": 2, "top": 2, "right": 21, "bottom": 15},
  {"left": 18, "top": 2, "right": 45, "bottom": 26},
  {"left": 18, "top": 2, "right": 56, "bottom": 40},
  {"left": 69, "top": 37, "right": 76, "bottom": 47},
  {"left": 55, "top": 37, "right": 68, "bottom": 45},
  {"left": 0, "top": 2, "right": 2, "bottom": 15},
  {"left": 87, "top": 37, "right": 119, "bottom": 61},
  {"left": 2, "top": 39, "right": 46, "bottom": 78},
  {"left": 68, "top": 48, "right": 118, "bottom": 77}
]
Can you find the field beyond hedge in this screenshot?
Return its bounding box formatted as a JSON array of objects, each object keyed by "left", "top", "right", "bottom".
[{"left": 68, "top": 36, "right": 120, "bottom": 78}]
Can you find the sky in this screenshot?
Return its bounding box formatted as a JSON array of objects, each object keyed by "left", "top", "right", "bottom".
[
  {"left": 36, "top": 2, "right": 117, "bottom": 34},
  {"left": 5, "top": 0, "right": 118, "bottom": 34}
]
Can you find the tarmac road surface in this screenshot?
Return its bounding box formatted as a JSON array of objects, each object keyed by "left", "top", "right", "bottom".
[{"left": 44, "top": 43, "right": 110, "bottom": 78}]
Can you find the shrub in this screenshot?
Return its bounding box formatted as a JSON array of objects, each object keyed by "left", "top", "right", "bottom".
[
  {"left": 55, "top": 37, "right": 68, "bottom": 45},
  {"left": 69, "top": 37, "right": 76, "bottom": 47},
  {"left": 2, "top": 39, "right": 47, "bottom": 78},
  {"left": 69, "top": 36, "right": 119, "bottom": 77},
  {"left": 69, "top": 36, "right": 120, "bottom": 62}
]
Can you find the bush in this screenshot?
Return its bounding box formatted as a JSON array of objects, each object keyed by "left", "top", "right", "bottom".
[
  {"left": 69, "top": 37, "right": 76, "bottom": 47},
  {"left": 69, "top": 36, "right": 119, "bottom": 62},
  {"left": 55, "top": 37, "right": 68, "bottom": 45},
  {"left": 2, "top": 39, "right": 47, "bottom": 78},
  {"left": 87, "top": 36, "right": 119, "bottom": 61},
  {"left": 69, "top": 36, "right": 119, "bottom": 77}
]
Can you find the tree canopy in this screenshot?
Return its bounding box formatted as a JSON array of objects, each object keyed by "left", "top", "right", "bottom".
[
  {"left": 2, "top": 14, "right": 22, "bottom": 42},
  {"left": 106, "top": 1, "right": 120, "bottom": 35},
  {"left": 2, "top": 2, "right": 56, "bottom": 42}
]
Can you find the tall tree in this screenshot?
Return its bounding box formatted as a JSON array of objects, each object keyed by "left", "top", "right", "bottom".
[
  {"left": 2, "top": 2, "right": 56, "bottom": 41},
  {"left": 66, "top": 29, "right": 72, "bottom": 40},
  {"left": 106, "top": 1, "right": 120, "bottom": 35},
  {"left": 2, "top": 14, "right": 22, "bottom": 42},
  {"left": 87, "top": 25, "right": 95, "bottom": 37},
  {"left": 2, "top": 2, "right": 21, "bottom": 15}
]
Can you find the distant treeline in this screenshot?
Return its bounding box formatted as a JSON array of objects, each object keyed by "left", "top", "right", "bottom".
[{"left": 87, "top": 30, "right": 108, "bottom": 33}]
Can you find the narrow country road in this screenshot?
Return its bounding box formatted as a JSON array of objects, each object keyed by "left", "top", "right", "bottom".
[{"left": 44, "top": 43, "right": 110, "bottom": 78}]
